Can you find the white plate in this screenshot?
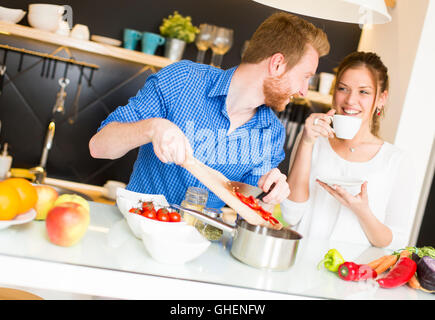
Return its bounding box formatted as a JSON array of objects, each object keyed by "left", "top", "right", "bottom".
[
  {"left": 317, "top": 177, "right": 364, "bottom": 196},
  {"left": 317, "top": 177, "right": 364, "bottom": 187},
  {"left": 0, "top": 209, "right": 37, "bottom": 230},
  {"left": 91, "top": 35, "right": 122, "bottom": 47}
]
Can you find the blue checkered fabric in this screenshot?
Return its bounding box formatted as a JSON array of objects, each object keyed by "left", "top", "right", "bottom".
[{"left": 98, "top": 60, "right": 285, "bottom": 208}]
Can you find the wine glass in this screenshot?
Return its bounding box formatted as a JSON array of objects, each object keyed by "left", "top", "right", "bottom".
[
  {"left": 195, "top": 24, "right": 217, "bottom": 64},
  {"left": 210, "top": 27, "right": 233, "bottom": 68}
]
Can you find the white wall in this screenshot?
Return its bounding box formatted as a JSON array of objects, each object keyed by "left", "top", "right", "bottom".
[{"left": 358, "top": 0, "right": 435, "bottom": 245}]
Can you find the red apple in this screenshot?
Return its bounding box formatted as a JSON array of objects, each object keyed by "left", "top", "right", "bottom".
[
  {"left": 45, "top": 202, "right": 90, "bottom": 247},
  {"left": 34, "top": 185, "right": 59, "bottom": 220}
]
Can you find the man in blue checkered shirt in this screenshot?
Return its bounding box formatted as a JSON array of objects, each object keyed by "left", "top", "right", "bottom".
[{"left": 90, "top": 12, "right": 330, "bottom": 216}]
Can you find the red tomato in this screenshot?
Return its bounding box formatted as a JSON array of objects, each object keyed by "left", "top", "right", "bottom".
[
  {"left": 156, "top": 211, "right": 169, "bottom": 222},
  {"left": 168, "top": 211, "right": 181, "bottom": 223},
  {"left": 142, "top": 201, "right": 154, "bottom": 210},
  {"left": 129, "top": 207, "right": 141, "bottom": 215},
  {"left": 143, "top": 208, "right": 157, "bottom": 220}
]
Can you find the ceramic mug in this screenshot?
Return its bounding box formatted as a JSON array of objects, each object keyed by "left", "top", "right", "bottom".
[
  {"left": 141, "top": 32, "right": 165, "bottom": 55},
  {"left": 123, "top": 28, "right": 142, "bottom": 50},
  {"left": 332, "top": 115, "right": 362, "bottom": 139},
  {"left": 71, "top": 24, "right": 90, "bottom": 40}
]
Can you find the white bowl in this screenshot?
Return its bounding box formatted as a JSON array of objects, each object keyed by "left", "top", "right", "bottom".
[
  {"left": 0, "top": 6, "right": 26, "bottom": 24},
  {"left": 116, "top": 188, "right": 187, "bottom": 239},
  {"left": 29, "top": 4, "right": 65, "bottom": 16},
  {"left": 28, "top": 12, "right": 60, "bottom": 32},
  {"left": 142, "top": 225, "right": 210, "bottom": 265}
]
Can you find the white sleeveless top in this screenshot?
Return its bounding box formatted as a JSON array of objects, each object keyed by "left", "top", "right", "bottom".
[{"left": 281, "top": 136, "right": 416, "bottom": 249}]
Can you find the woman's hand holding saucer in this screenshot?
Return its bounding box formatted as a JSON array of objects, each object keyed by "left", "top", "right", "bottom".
[{"left": 316, "top": 179, "right": 371, "bottom": 217}]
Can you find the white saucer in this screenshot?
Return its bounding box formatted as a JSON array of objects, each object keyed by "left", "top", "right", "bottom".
[
  {"left": 318, "top": 177, "right": 364, "bottom": 188},
  {"left": 91, "top": 35, "right": 122, "bottom": 47},
  {"left": 0, "top": 209, "right": 37, "bottom": 230}
]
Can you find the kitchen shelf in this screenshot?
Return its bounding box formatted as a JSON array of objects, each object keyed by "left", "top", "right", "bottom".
[
  {"left": 306, "top": 90, "right": 332, "bottom": 106},
  {"left": 0, "top": 21, "right": 173, "bottom": 69}
]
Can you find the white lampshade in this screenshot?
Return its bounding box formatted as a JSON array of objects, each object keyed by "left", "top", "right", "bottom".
[{"left": 252, "top": 0, "right": 392, "bottom": 24}]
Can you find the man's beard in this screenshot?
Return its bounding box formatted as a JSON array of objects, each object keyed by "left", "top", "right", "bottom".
[{"left": 263, "top": 75, "right": 293, "bottom": 112}]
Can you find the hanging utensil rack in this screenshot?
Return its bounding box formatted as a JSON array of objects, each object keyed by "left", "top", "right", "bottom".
[{"left": 0, "top": 44, "right": 99, "bottom": 85}]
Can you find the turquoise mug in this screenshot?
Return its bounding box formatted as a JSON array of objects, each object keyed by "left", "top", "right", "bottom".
[
  {"left": 123, "top": 28, "right": 142, "bottom": 50},
  {"left": 141, "top": 32, "right": 165, "bottom": 55}
]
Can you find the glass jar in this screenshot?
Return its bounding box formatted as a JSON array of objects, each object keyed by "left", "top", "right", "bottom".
[
  {"left": 180, "top": 187, "right": 208, "bottom": 226},
  {"left": 194, "top": 208, "right": 223, "bottom": 241}
]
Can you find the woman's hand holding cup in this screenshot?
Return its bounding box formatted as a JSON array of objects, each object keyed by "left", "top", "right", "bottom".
[{"left": 301, "top": 109, "right": 336, "bottom": 145}]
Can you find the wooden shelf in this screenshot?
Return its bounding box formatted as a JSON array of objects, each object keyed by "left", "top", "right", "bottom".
[
  {"left": 306, "top": 90, "right": 333, "bottom": 106},
  {"left": 0, "top": 22, "right": 173, "bottom": 69}
]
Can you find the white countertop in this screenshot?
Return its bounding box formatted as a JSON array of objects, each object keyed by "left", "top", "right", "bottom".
[{"left": 0, "top": 201, "right": 433, "bottom": 300}]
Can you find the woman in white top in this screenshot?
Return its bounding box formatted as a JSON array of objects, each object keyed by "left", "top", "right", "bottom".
[{"left": 282, "top": 52, "right": 415, "bottom": 249}]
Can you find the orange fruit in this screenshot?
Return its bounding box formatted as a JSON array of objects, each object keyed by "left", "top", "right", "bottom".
[
  {"left": 3, "top": 178, "right": 38, "bottom": 214},
  {"left": 0, "top": 181, "right": 21, "bottom": 220}
]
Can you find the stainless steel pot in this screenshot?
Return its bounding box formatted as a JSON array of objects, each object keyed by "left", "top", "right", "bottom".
[{"left": 170, "top": 204, "right": 302, "bottom": 271}]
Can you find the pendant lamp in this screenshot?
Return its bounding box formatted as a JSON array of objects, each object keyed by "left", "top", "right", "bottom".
[{"left": 252, "top": 0, "right": 392, "bottom": 24}]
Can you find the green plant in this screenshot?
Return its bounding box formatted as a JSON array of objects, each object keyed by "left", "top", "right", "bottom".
[{"left": 159, "top": 11, "right": 199, "bottom": 43}]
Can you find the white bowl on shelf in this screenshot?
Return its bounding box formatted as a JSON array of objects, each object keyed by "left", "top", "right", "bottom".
[
  {"left": 28, "top": 4, "right": 65, "bottom": 16},
  {"left": 142, "top": 225, "right": 210, "bottom": 265},
  {"left": 28, "top": 4, "right": 64, "bottom": 32},
  {"left": 28, "top": 13, "right": 61, "bottom": 32},
  {"left": 0, "top": 6, "right": 26, "bottom": 24}
]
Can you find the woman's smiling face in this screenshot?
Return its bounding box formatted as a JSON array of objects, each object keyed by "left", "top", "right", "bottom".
[{"left": 333, "top": 66, "right": 379, "bottom": 126}]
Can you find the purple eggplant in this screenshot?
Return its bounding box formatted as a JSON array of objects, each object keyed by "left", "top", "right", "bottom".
[{"left": 416, "top": 255, "right": 435, "bottom": 292}]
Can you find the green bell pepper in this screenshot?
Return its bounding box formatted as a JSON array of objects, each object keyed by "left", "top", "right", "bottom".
[{"left": 317, "top": 249, "right": 345, "bottom": 272}]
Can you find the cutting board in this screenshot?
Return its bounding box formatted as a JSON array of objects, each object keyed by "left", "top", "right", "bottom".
[{"left": 182, "top": 155, "right": 282, "bottom": 229}]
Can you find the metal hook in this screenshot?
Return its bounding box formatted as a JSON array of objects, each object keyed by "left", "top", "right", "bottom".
[
  {"left": 45, "top": 58, "right": 52, "bottom": 78},
  {"left": 41, "top": 57, "right": 47, "bottom": 77},
  {"left": 63, "top": 62, "right": 70, "bottom": 80},
  {"left": 58, "top": 77, "right": 70, "bottom": 88},
  {"left": 17, "top": 52, "right": 24, "bottom": 72},
  {"left": 51, "top": 60, "right": 57, "bottom": 79},
  {"left": 88, "top": 67, "right": 94, "bottom": 87}
]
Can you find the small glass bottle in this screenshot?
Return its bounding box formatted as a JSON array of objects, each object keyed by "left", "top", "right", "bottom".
[
  {"left": 180, "top": 187, "right": 208, "bottom": 226},
  {"left": 194, "top": 208, "right": 223, "bottom": 241}
]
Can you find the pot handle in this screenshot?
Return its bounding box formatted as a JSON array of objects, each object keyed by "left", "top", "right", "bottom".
[{"left": 169, "top": 203, "right": 236, "bottom": 236}]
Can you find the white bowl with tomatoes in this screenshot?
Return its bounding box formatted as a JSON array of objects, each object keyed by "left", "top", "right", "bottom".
[
  {"left": 116, "top": 188, "right": 211, "bottom": 264},
  {"left": 116, "top": 188, "right": 187, "bottom": 239},
  {"left": 142, "top": 225, "right": 211, "bottom": 265}
]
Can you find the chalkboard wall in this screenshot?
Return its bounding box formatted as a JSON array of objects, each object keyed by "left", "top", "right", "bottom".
[{"left": 0, "top": 0, "right": 362, "bottom": 187}]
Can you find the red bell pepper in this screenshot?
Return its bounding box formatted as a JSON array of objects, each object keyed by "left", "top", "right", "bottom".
[
  {"left": 338, "top": 262, "right": 377, "bottom": 281},
  {"left": 376, "top": 256, "right": 417, "bottom": 288}
]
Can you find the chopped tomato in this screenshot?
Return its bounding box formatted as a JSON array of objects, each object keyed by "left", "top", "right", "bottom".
[{"left": 235, "top": 191, "right": 279, "bottom": 226}]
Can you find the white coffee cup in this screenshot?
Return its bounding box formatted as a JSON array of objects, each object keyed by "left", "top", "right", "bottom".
[
  {"left": 332, "top": 115, "right": 362, "bottom": 139},
  {"left": 104, "top": 180, "right": 126, "bottom": 200},
  {"left": 70, "top": 24, "right": 90, "bottom": 40}
]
